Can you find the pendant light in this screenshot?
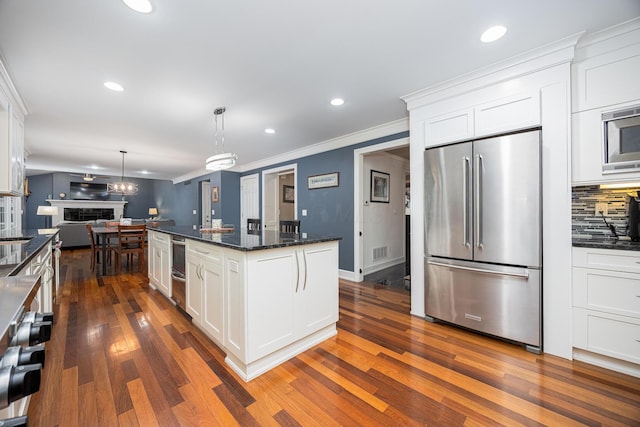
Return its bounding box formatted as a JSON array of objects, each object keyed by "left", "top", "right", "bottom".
[
  {"left": 107, "top": 150, "right": 139, "bottom": 195},
  {"left": 205, "top": 107, "right": 237, "bottom": 171}
]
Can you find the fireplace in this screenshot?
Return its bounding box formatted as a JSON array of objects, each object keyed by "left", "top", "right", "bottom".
[
  {"left": 63, "top": 208, "right": 114, "bottom": 221},
  {"left": 46, "top": 200, "right": 128, "bottom": 225}
]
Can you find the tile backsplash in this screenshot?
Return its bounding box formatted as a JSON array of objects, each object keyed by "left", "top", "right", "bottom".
[{"left": 572, "top": 185, "right": 640, "bottom": 238}]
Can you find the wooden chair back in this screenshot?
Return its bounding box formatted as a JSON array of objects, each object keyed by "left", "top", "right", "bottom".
[
  {"left": 116, "top": 224, "right": 147, "bottom": 272},
  {"left": 279, "top": 220, "right": 300, "bottom": 235},
  {"left": 247, "top": 218, "right": 261, "bottom": 234}
]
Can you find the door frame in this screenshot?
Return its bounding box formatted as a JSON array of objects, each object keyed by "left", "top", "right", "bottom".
[
  {"left": 240, "top": 173, "right": 260, "bottom": 228},
  {"left": 200, "top": 180, "right": 211, "bottom": 228},
  {"left": 353, "top": 137, "right": 409, "bottom": 283},
  {"left": 261, "top": 163, "right": 297, "bottom": 231}
]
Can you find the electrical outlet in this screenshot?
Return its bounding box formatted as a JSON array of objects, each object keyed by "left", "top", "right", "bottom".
[{"left": 595, "top": 202, "right": 608, "bottom": 216}]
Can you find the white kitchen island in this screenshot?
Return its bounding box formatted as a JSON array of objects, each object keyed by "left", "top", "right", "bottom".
[{"left": 148, "top": 226, "right": 340, "bottom": 381}]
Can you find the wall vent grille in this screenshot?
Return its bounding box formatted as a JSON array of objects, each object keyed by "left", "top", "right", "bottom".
[{"left": 373, "top": 246, "right": 388, "bottom": 261}]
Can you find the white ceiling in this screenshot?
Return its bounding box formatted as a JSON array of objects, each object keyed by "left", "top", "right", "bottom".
[{"left": 0, "top": 1, "right": 638, "bottom": 181}]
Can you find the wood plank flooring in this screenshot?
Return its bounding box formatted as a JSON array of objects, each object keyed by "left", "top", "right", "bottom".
[{"left": 27, "top": 248, "right": 640, "bottom": 426}]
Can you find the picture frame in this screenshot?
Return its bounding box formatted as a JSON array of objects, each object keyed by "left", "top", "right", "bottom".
[
  {"left": 283, "top": 185, "right": 295, "bottom": 203},
  {"left": 307, "top": 172, "right": 339, "bottom": 190},
  {"left": 370, "top": 170, "right": 390, "bottom": 203},
  {"left": 212, "top": 186, "right": 219, "bottom": 203}
]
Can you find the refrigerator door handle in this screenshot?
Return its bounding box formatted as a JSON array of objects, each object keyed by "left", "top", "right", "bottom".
[
  {"left": 462, "top": 156, "right": 471, "bottom": 248},
  {"left": 427, "top": 260, "right": 530, "bottom": 279},
  {"left": 475, "top": 154, "right": 484, "bottom": 249}
]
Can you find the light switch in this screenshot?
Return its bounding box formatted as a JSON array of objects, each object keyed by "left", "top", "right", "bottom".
[
  {"left": 192, "top": 224, "right": 197, "bottom": 230},
  {"left": 211, "top": 209, "right": 215, "bottom": 215},
  {"left": 302, "top": 232, "right": 307, "bottom": 238},
  {"left": 192, "top": 209, "right": 197, "bottom": 215},
  {"left": 302, "top": 209, "right": 307, "bottom": 216}
]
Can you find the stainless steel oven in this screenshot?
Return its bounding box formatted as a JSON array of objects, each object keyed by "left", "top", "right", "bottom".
[
  {"left": 170, "top": 236, "right": 187, "bottom": 312},
  {"left": 603, "top": 104, "right": 640, "bottom": 173}
]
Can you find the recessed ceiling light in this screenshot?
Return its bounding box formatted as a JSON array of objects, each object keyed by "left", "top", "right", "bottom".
[
  {"left": 122, "top": 0, "right": 153, "bottom": 13},
  {"left": 330, "top": 98, "right": 344, "bottom": 106},
  {"left": 265, "top": 128, "right": 276, "bottom": 134},
  {"left": 481, "top": 25, "right": 507, "bottom": 43},
  {"left": 104, "top": 81, "right": 124, "bottom": 92}
]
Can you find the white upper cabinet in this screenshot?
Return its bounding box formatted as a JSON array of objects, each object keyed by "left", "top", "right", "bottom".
[
  {"left": 419, "top": 84, "right": 541, "bottom": 150},
  {"left": 0, "top": 62, "right": 26, "bottom": 196},
  {"left": 474, "top": 92, "right": 540, "bottom": 137},
  {"left": 571, "top": 19, "right": 640, "bottom": 184},
  {"left": 424, "top": 108, "right": 474, "bottom": 146}
]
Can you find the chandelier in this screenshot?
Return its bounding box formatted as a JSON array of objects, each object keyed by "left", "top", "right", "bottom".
[
  {"left": 205, "top": 107, "right": 237, "bottom": 171},
  {"left": 107, "top": 150, "right": 139, "bottom": 195}
]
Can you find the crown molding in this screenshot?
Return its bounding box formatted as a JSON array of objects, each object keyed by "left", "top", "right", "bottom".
[
  {"left": 402, "top": 32, "right": 583, "bottom": 110},
  {"left": 0, "top": 52, "right": 28, "bottom": 116},
  {"left": 172, "top": 117, "right": 409, "bottom": 184}
]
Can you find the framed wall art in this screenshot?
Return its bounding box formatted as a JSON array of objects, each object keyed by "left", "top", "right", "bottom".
[
  {"left": 370, "top": 170, "right": 389, "bottom": 203},
  {"left": 212, "top": 186, "right": 219, "bottom": 202},
  {"left": 307, "top": 172, "right": 339, "bottom": 189},
  {"left": 283, "top": 185, "right": 295, "bottom": 203}
]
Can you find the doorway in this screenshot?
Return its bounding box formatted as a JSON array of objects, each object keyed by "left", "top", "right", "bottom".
[
  {"left": 261, "top": 164, "right": 297, "bottom": 231},
  {"left": 353, "top": 138, "right": 410, "bottom": 286},
  {"left": 240, "top": 173, "right": 260, "bottom": 228},
  {"left": 200, "top": 180, "right": 211, "bottom": 228}
]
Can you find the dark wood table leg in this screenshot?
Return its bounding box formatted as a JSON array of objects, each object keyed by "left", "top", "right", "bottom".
[{"left": 101, "top": 233, "right": 107, "bottom": 275}]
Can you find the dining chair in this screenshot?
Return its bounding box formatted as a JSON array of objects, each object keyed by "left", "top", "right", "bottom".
[
  {"left": 247, "top": 218, "right": 261, "bottom": 234},
  {"left": 115, "top": 224, "right": 147, "bottom": 273},
  {"left": 279, "top": 220, "right": 300, "bottom": 236},
  {"left": 86, "top": 223, "right": 115, "bottom": 271}
]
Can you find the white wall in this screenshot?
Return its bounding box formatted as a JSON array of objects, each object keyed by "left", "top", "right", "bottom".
[{"left": 362, "top": 153, "right": 407, "bottom": 274}]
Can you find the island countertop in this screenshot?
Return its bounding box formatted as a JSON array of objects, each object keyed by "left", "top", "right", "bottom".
[
  {"left": 0, "top": 229, "right": 60, "bottom": 277},
  {"left": 148, "top": 225, "right": 341, "bottom": 251}
]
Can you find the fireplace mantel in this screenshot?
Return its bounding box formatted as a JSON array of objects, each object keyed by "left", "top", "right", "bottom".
[{"left": 46, "top": 199, "right": 128, "bottom": 225}]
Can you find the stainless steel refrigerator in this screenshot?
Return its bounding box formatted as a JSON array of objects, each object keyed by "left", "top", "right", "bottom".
[{"left": 424, "top": 128, "right": 542, "bottom": 353}]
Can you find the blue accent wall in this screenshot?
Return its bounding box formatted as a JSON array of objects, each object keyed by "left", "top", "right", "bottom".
[
  {"left": 241, "top": 131, "right": 409, "bottom": 271},
  {"left": 24, "top": 172, "right": 175, "bottom": 227},
  {"left": 221, "top": 171, "right": 240, "bottom": 229},
  {"left": 25, "top": 130, "right": 408, "bottom": 273}
]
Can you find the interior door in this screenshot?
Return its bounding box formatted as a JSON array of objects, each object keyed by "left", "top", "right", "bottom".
[
  {"left": 263, "top": 173, "right": 278, "bottom": 231},
  {"left": 424, "top": 141, "right": 473, "bottom": 260},
  {"left": 241, "top": 174, "right": 260, "bottom": 228},
  {"left": 200, "top": 181, "right": 211, "bottom": 228},
  {"left": 473, "top": 130, "right": 541, "bottom": 267}
]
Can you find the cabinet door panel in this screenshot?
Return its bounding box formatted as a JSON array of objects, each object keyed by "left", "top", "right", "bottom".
[
  {"left": 186, "top": 256, "right": 203, "bottom": 321},
  {"left": 296, "top": 245, "right": 339, "bottom": 335},
  {"left": 424, "top": 108, "right": 474, "bottom": 147},
  {"left": 202, "top": 260, "right": 224, "bottom": 344},
  {"left": 247, "top": 252, "right": 296, "bottom": 361}
]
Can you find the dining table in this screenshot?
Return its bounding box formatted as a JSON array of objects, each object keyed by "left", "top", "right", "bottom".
[{"left": 91, "top": 226, "right": 120, "bottom": 275}]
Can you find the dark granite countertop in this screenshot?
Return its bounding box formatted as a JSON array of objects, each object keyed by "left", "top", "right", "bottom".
[
  {"left": 149, "top": 225, "right": 341, "bottom": 251},
  {"left": 0, "top": 229, "right": 60, "bottom": 276},
  {"left": 572, "top": 236, "right": 640, "bottom": 251}
]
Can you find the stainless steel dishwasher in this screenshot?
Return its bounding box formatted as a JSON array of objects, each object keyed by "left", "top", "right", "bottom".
[{"left": 170, "top": 236, "right": 187, "bottom": 312}]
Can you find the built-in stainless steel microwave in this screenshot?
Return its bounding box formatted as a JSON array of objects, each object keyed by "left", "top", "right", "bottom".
[{"left": 603, "top": 105, "right": 640, "bottom": 173}]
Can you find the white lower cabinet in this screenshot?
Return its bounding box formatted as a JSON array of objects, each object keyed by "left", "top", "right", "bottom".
[
  {"left": 572, "top": 247, "right": 640, "bottom": 373},
  {"left": 24, "top": 241, "right": 53, "bottom": 313},
  {"left": 180, "top": 237, "right": 339, "bottom": 381},
  {"left": 186, "top": 240, "right": 224, "bottom": 345},
  {"left": 148, "top": 231, "right": 171, "bottom": 297},
  {"left": 232, "top": 241, "right": 339, "bottom": 379}
]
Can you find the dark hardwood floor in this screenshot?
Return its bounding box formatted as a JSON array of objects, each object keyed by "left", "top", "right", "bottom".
[{"left": 27, "top": 248, "right": 640, "bottom": 426}]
